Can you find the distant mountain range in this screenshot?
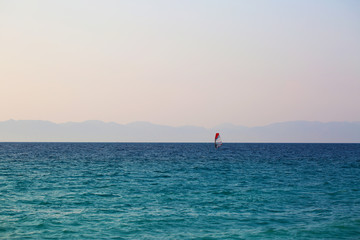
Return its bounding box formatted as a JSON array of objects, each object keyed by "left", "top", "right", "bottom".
[{"left": 1, "top": 120, "right": 360, "bottom": 143}]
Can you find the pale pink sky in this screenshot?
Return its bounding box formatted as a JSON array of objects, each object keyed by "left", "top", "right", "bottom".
[{"left": 1, "top": 0, "right": 360, "bottom": 127}]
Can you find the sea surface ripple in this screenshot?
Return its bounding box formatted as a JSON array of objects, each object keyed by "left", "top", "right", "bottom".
[{"left": 0, "top": 143, "right": 359, "bottom": 239}]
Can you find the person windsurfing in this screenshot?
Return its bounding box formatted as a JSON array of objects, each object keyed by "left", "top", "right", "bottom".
[{"left": 215, "top": 133, "right": 222, "bottom": 149}]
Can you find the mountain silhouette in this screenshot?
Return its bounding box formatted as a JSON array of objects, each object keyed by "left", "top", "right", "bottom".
[{"left": 1, "top": 120, "right": 359, "bottom": 142}]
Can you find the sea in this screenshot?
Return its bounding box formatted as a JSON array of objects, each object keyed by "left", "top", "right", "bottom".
[{"left": 0, "top": 143, "right": 359, "bottom": 239}]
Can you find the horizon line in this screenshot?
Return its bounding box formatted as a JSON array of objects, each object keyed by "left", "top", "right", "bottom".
[{"left": 0, "top": 141, "right": 359, "bottom": 144}]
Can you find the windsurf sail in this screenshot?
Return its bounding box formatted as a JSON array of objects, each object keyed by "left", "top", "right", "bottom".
[{"left": 215, "top": 133, "right": 222, "bottom": 149}]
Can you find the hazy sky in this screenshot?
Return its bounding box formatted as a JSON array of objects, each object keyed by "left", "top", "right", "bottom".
[{"left": 1, "top": 0, "right": 360, "bottom": 127}]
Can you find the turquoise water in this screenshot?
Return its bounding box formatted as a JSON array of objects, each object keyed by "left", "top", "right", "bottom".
[{"left": 0, "top": 143, "right": 359, "bottom": 239}]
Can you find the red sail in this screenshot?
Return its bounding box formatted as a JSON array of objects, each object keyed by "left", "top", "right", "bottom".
[
  {"left": 215, "top": 133, "right": 220, "bottom": 140},
  {"left": 215, "top": 133, "right": 222, "bottom": 148}
]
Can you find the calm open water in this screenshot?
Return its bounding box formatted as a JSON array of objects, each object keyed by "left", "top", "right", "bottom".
[{"left": 0, "top": 143, "right": 359, "bottom": 239}]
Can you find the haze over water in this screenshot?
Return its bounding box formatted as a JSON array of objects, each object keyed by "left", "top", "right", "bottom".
[{"left": 1, "top": 143, "right": 359, "bottom": 239}]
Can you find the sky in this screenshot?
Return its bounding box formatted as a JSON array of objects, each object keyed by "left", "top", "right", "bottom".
[{"left": 1, "top": 0, "right": 360, "bottom": 128}]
